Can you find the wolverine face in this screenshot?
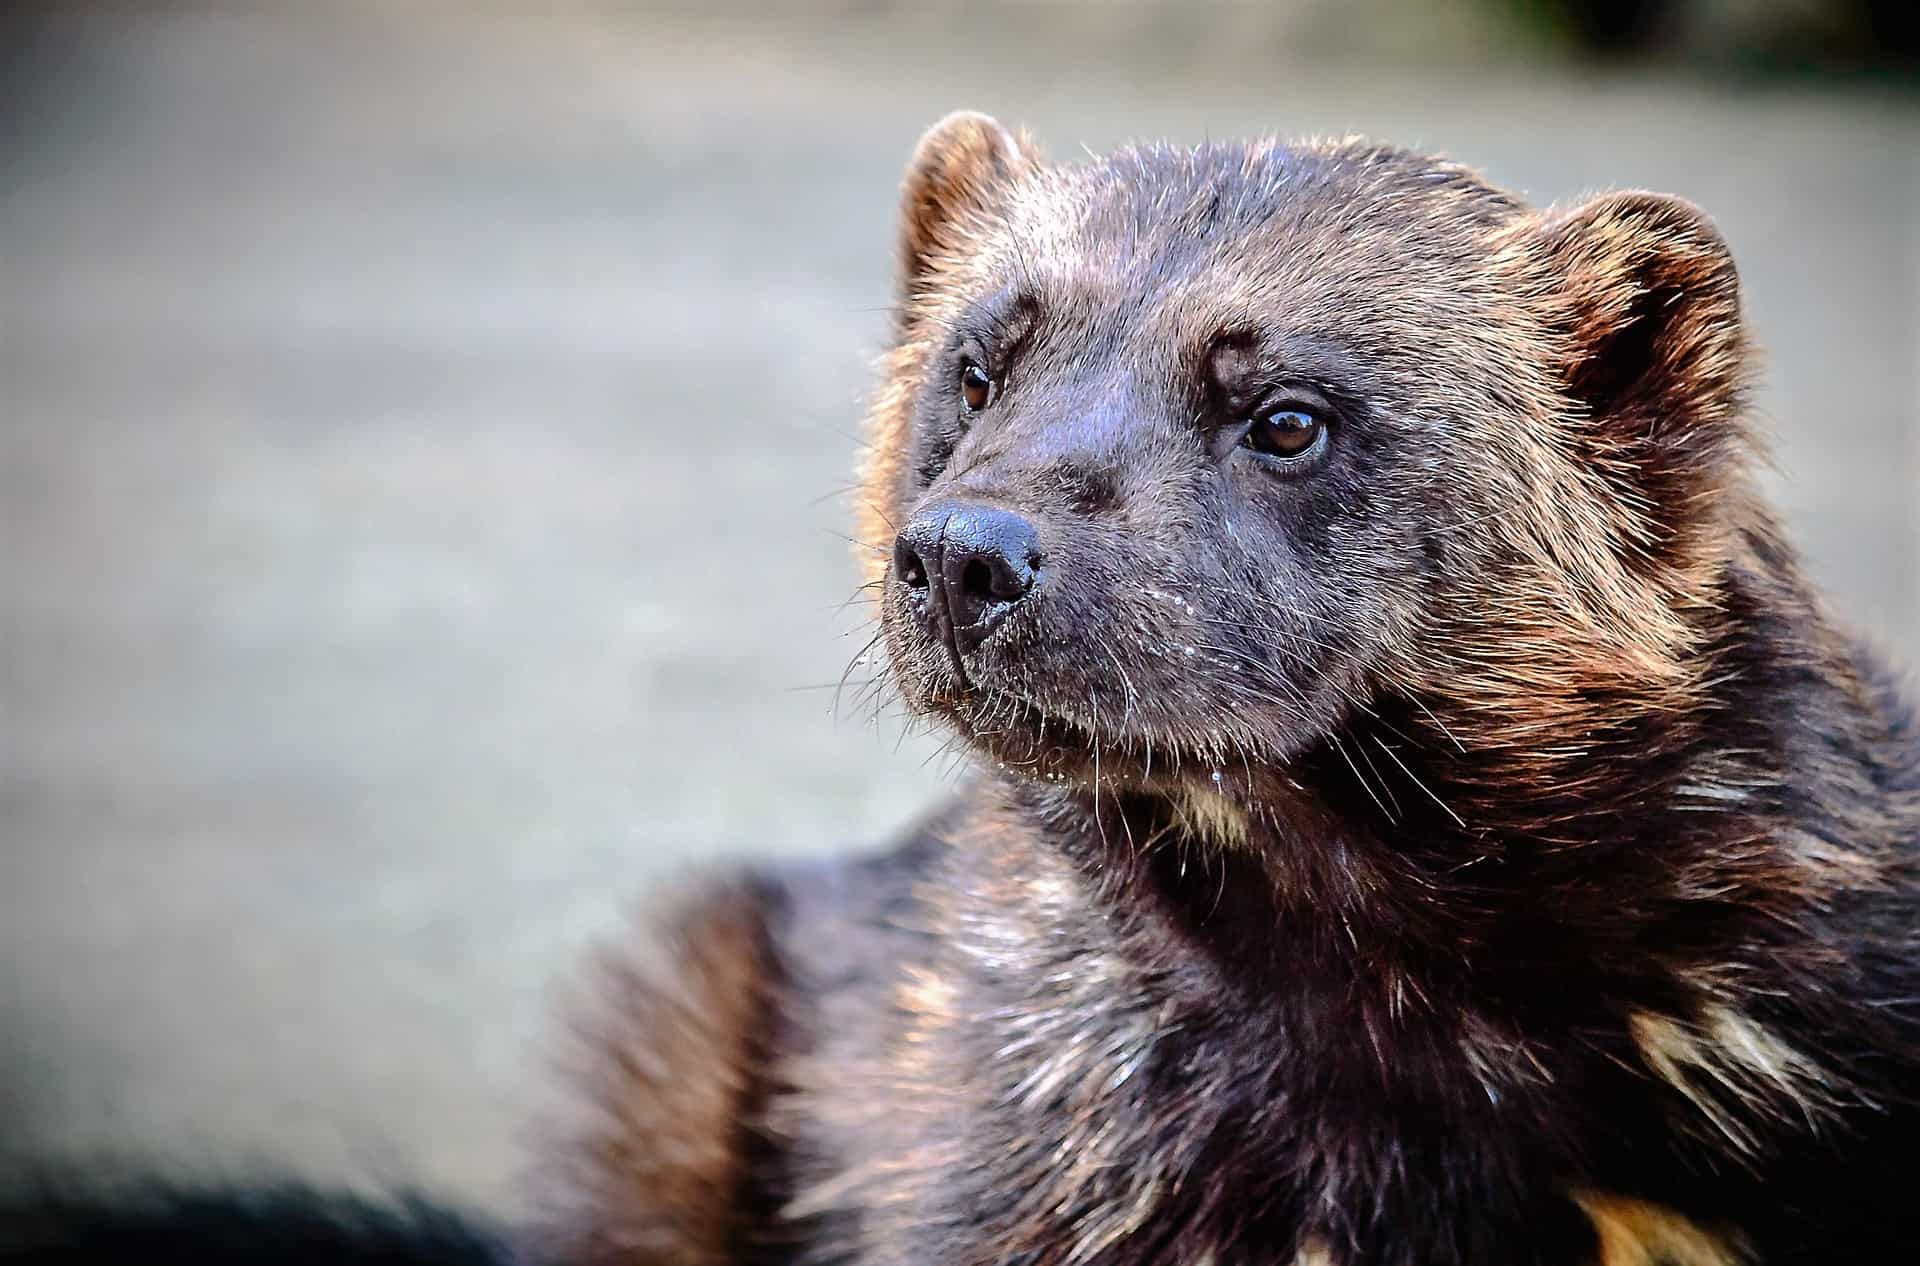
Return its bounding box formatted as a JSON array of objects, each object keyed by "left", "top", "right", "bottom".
[{"left": 866, "top": 115, "right": 1745, "bottom": 801}]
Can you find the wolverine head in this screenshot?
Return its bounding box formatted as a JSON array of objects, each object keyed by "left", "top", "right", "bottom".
[{"left": 863, "top": 113, "right": 1751, "bottom": 808}]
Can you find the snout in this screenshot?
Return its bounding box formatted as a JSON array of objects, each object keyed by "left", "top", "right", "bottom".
[{"left": 894, "top": 501, "right": 1042, "bottom": 655}]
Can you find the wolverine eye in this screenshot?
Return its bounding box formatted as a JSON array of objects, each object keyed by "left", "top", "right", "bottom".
[
  {"left": 960, "top": 362, "right": 994, "bottom": 412},
  {"left": 1242, "top": 406, "right": 1325, "bottom": 462}
]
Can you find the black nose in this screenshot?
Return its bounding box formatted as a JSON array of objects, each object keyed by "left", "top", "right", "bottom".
[{"left": 894, "top": 502, "right": 1041, "bottom": 654}]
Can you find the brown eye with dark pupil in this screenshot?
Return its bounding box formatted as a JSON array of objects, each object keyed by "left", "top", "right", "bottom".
[
  {"left": 1244, "top": 407, "right": 1323, "bottom": 459},
  {"left": 960, "top": 363, "right": 993, "bottom": 412}
]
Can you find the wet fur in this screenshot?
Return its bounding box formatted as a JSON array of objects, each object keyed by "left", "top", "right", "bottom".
[{"left": 547, "top": 118, "right": 1920, "bottom": 1264}]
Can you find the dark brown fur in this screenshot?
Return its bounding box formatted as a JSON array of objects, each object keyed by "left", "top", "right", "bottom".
[
  {"left": 541, "top": 116, "right": 1920, "bottom": 1265},
  {"left": 536, "top": 879, "right": 786, "bottom": 1266}
]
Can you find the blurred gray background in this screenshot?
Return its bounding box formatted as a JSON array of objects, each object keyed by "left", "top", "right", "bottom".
[{"left": 2, "top": 0, "right": 1916, "bottom": 1217}]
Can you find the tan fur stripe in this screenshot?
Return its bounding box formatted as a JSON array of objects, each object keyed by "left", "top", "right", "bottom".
[
  {"left": 1574, "top": 1191, "right": 1746, "bottom": 1266},
  {"left": 1292, "top": 1236, "right": 1337, "bottom": 1266}
]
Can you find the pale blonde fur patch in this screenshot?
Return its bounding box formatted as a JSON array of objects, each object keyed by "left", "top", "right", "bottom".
[
  {"left": 1629, "top": 1004, "right": 1834, "bottom": 1153},
  {"left": 1292, "top": 1235, "right": 1337, "bottom": 1266},
  {"left": 1171, "top": 783, "right": 1251, "bottom": 849}
]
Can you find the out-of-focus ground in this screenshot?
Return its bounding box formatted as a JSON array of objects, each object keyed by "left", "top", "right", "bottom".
[{"left": 2, "top": 0, "right": 1915, "bottom": 1215}]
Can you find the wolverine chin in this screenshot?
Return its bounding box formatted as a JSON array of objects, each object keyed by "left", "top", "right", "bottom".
[
  {"left": 887, "top": 660, "right": 1115, "bottom": 783},
  {"left": 904, "top": 659, "right": 1234, "bottom": 798},
  {"left": 929, "top": 683, "right": 1263, "bottom": 851},
  {"left": 911, "top": 671, "right": 1093, "bottom": 780}
]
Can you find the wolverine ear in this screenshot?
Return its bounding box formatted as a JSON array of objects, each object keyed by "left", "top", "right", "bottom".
[
  {"left": 1533, "top": 191, "right": 1750, "bottom": 544},
  {"left": 897, "top": 111, "right": 1038, "bottom": 305}
]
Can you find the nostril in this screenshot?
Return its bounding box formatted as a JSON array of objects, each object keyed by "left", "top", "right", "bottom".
[
  {"left": 961, "top": 559, "right": 994, "bottom": 602},
  {"left": 894, "top": 538, "right": 929, "bottom": 590}
]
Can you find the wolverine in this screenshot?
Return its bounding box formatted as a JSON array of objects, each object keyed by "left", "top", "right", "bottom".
[
  {"left": 6, "top": 117, "right": 1919, "bottom": 1265},
  {"left": 541, "top": 116, "right": 1920, "bottom": 1266}
]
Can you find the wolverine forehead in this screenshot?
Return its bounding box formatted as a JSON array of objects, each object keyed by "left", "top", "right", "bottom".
[
  {"left": 916, "top": 144, "right": 1530, "bottom": 367},
  {"left": 1000, "top": 140, "right": 1522, "bottom": 266}
]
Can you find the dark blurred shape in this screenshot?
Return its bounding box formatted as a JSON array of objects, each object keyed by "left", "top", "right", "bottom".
[
  {"left": 1538, "top": 0, "right": 1920, "bottom": 68},
  {"left": 1861, "top": 0, "right": 1920, "bottom": 61},
  {"left": 0, "top": 1183, "right": 508, "bottom": 1266},
  {"left": 1550, "top": 0, "right": 1673, "bottom": 54}
]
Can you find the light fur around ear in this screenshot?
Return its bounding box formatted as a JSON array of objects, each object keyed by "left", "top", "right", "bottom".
[
  {"left": 1532, "top": 191, "right": 1752, "bottom": 563},
  {"left": 856, "top": 113, "right": 1040, "bottom": 581},
  {"left": 1403, "top": 193, "right": 1759, "bottom": 796},
  {"left": 895, "top": 111, "right": 1038, "bottom": 313}
]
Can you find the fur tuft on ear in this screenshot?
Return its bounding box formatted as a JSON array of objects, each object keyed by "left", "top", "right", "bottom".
[
  {"left": 896, "top": 111, "right": 1038, "bottom": 309},
  {"left": 1533, "top": 191, "right": 1752, "bottom": 549}
]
